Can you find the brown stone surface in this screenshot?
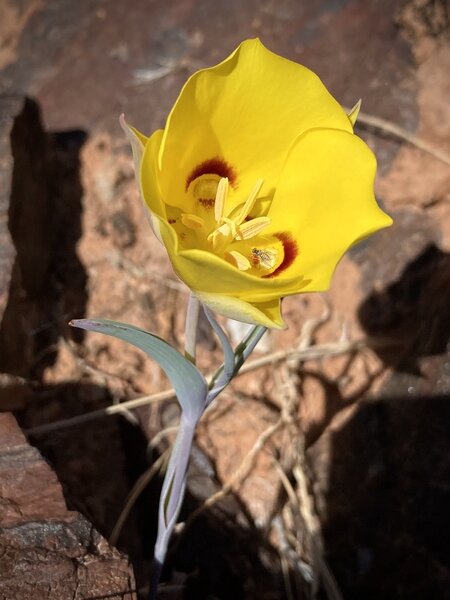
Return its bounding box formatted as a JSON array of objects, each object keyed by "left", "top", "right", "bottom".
[
  {"left": 309, "top": 389, "right": 450, "bottom": 599},
  {"left": 0, "top": 96, "right": 23, "bottom": 320},
  {"left": 0, "top": 412, "right": 136, "bottom": 600},
  {"left": 0, "top": 0, "right": 417, "bottom": 170},
  {"left": 0, "top": 93, "right": 87, "bottom": 379}
]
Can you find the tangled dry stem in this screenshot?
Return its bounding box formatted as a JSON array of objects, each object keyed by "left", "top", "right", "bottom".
[
  {"left": 26, "top": 299, "right": 373, "bottom": 598},
  {"left": 169, "top": 303, "right": 345, "bottom": 599}
]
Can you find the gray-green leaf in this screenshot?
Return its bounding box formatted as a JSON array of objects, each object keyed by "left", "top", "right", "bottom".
[{"left": 70, "top": 319, "right": 208, "bottom": 423}]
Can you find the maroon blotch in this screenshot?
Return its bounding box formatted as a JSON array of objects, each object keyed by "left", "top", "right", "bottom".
[
  {"left": 198, "top": 198, "right": 216, "bottom": 209},
  {"left": 185, "top": 157, "right": 237, "bottom": 191},
  {"left": 264, "top": 232, "right": 298, "bottom": 278}
]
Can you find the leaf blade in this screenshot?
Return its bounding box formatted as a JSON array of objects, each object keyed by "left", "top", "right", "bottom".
[{"left": 70, "top": 318, "right": 207, "bottom": 422}]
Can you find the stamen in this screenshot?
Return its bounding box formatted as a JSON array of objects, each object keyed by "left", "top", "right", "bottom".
[
  {"left": 225, "top": 250, "right": 251, "bottom": 271},
  {"left": 208, "top": 227, "right": 230, "bottom": 250},
  {"left": 220, "top": 217, "right": 237, "bottom": 238},
  {"left": 235, "top": 178, "right": 264, "bottom": 225},
  {"left": 198, "top": 175, "right": 274, "bottom": 272},
  {"left": 181, "top": 213, "right": 205, "bottom": 230},
  {"left": 214, "top": 177, "right": 229, "bottom": 222},
  {"left": 207, "top": 217, "right": 237, "bottom": 249},
  {"left": 207, "top": 230, "right": 221, "bottom": 249},
  {"left": 236, "top": 216, "right": 270, "bottom": 240}
]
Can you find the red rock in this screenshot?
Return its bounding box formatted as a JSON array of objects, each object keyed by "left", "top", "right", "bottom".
[{"left": 0, "top": 412, "right": 136, "bottom": 600}]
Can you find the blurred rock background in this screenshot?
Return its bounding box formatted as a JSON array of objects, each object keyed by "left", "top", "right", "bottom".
[{"left": 0, "top": 0, "right": 449, "bottom": 598}]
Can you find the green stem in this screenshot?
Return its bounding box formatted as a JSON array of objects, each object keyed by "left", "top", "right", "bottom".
[{"left": 184, "top": 293, "right": 200, "bottom": 364}]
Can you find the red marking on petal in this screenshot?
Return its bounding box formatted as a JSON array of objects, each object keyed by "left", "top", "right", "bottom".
[
  {"left": 264, "top": 232, "right": 298, "bottom": 278},
  {"left": 168, "top": 218, "right": 177, "bottom": 224},
  {"left": 198, "top": 198, "right": 215, "bottom": 209},
  {"left": 185, "top": 157, "right": 237, "bottom": 191}
]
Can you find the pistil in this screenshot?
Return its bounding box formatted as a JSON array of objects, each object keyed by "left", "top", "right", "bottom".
[{"left": 207, "top": 177, "right": 271, "bottom": 247}]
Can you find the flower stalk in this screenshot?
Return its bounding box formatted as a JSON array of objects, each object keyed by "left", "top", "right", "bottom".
[
  {"left": 74, "top": 36, "right": 393, "bottom": 600},
  {"left": 147, "top": 301, "right": 269, "bottom": 598},
  {"left": 184, "top": 293, "right": 201, "bottom": 363}
]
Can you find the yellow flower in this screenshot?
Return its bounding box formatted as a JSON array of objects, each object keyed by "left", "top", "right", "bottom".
[{"left": 123, "top": 39, "right": 392, "bottom": 328}]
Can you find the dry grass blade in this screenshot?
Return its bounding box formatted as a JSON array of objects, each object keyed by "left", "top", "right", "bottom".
[
  {"left": 25, "top": 389, "right": 177, "bottom": 436},
  {"left": 176, "top": 416, "right": 284, "bottom": 536},
  {"left": 292, "top": 462, "right": 343, "bottom": 600},
  {"left": 352, "top": 109, "right": 450, "bottom": 166},
  {"left": 25, "top": 337, "right": 368, "bottom": 436},
  {"left": 147, "top": 426, "right": 179, "bottom": 452},
  {"left": 110, "top": 450, "right": 169, "bottom": 547},
  {"left": 280, "top": 552, "right": 296, "bottom": 600}
]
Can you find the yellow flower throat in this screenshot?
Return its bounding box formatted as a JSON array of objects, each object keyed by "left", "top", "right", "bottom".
[{"left": 172, "top": 177, "right": 283, "bottom": 276}]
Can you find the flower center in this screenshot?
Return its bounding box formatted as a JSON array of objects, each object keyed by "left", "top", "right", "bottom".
[
  {"left": 192, "top": 178, "right": 219, "bottom": 208},
  {"left": 179, "top": 177, "right": 283, "bottom": 274}
]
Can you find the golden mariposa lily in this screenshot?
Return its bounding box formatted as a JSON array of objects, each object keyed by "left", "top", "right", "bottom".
[{"left": 123, "top": 39, "right": 392, "bottom": 328}]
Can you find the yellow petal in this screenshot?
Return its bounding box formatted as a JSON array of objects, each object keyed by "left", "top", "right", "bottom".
[
  {"left": 158, "top": 38, "right": 352, "bottom": 215},
  {"left": 123, "top": 120, "right": 165, "bottom": 242},
  {"left": 156, "top": 216, "right": 307, "bottom": 303},
  {"left": 140, "top": 128, "right": 166, "bottom": 220},
  {"left": 194, "top": 291, "right": 286, "bottom": 329},
  {"left": 267, "top": 128, "right": 392, "bottom": 290}
]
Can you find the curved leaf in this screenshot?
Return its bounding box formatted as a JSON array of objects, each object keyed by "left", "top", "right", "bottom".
[{"left": 70, "top": 319, "right": 207, "bottom": 423}]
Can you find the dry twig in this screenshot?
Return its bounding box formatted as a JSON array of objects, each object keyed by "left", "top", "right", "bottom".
[
  {"left": 346, "top": 108, "right": 450, "bottom": 166},
  {"left": 110, "top": 450, "right": 169, "bottom": 546},
  {"left": 175, "top": 416, "right": 285, "bottom": 537},
  {"left": 25, "top": 336, "right": 368, "bottom": 436}
]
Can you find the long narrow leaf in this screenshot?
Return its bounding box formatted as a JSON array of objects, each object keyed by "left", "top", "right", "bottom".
[
  {"left": 70, "top": 318, "right": 207, "bottom": 423},
  {"left": 155, "top": 417, "right": 195, "bottom": 562}
]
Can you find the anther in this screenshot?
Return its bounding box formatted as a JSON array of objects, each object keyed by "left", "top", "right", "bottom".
[
  {"left": 181, "top": 214, "right": 205, "bottom": 230},
  {"left": 235, "top": 178, "right": 264, "bottom": 225},
  {"left": 214, "top": 177, "right": 229, "bottom": 222}
]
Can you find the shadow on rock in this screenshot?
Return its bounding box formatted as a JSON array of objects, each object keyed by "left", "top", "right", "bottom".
[
  {"left": 315, "top": 392, "right": 450, "bottom": 599},
  {"left": 0, "top": 97, "right": 88, "bottom": 378},
  {"left": 19, "top": 380, "right": 283, "bottom": 600},
  {"left": 358, "top": 243, "right": 450, "bottom": 373},
  {"left": 310, "top": 240, "right": 450, "bottom": 598}
]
